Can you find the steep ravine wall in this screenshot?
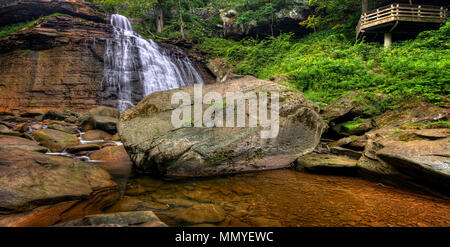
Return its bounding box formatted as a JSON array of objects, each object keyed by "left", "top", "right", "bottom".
[
  {"left": 0, "top": 0, "right": 107, "bottom": 27},
  {"left": 0, "top": 2, "right": 215, "bottom": 115},
  {"left": 0, "top": 15, "right": 112, "bottom": 115}
]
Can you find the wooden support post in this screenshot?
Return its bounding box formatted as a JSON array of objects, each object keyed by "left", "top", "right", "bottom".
[{"left": 384, "top": 33, "right": 392, "bottom": 47}]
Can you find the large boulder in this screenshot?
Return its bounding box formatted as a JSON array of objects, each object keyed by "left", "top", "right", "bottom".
[
  {"left": 357, "top": 127, "right": 450, "bottom": 195},
  {"left": 80, "top": 106, "right": 120, "bottom": 134},
  {"left": 376, "top": 138, "right": 450, "bottom": 191},
  {"left": 119, "top": 76, "right": 326, "bottom": 178},
  {"left": 32, "top": 128, "right": 79, "bottom": 152},
  {"left": 0, "top": 147, "right": 119, "bottom": 226}
]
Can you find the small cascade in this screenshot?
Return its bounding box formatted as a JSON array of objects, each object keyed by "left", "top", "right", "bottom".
[{"left": 100, "top": 14, "right": 204, "bottom": 111}]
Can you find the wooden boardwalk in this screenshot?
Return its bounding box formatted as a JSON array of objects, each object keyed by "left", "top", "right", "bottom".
[{"left": 357, "top": 4, "right": 448, "bottom": 39}]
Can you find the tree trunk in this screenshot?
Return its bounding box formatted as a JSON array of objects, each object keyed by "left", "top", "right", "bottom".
[
  {"left": 178, "top": 0, "right": 185, "bottom": 40},
  {"left": 362, "top": 0, "right": 369, "bottom": 13},
  {"left": 270, "top": 0, "right": 274, "bottom": 36},
  {"left": 156, "top": 6, "right": 163, "bottom": 33}
]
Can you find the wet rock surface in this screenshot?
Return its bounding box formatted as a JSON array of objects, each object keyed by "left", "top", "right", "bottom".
[
  {"left": 57, "top": 211, "right": 167, "bottom": 227},
  {"left": 355, "top": 127, "right": 450, "bottom": 196},
  {"left": 108, "top": 169, "right": 450, "bottom": 227},
  {"left": 296, "top": 154, "right": 358, "bottom": 174},
  {"left": 32, "top": 128, "right": 80, "bottom": 152},
  {"left": 0, "top": 146, "right": 119, "bottom": 226},
  {"left": 0, "top": 135, "right": 48, "bottom": 153}
]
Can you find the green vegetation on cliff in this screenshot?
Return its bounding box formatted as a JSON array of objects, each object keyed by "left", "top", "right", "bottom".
[
  {"left": 0, "top": 13, "right": 84, "bottom": 38},
  {"left": 196, "top": 22, "right": 450, "bottom": 107},
  {"left": 0, "top": 20, "right": 37, "bottom": 38},
  {"left": 89, "top": 0, "right": 448, "bottom": 110}
]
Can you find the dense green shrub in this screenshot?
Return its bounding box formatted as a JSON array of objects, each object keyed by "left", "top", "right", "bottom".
[
  {"left": 0, "top": 20, "right": 37, "bottom": 38},
  {"left": 196, "top": 22, "right": 450, "bottom": 108}
]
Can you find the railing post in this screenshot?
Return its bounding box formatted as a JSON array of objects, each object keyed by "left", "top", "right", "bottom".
[{"left": 418, "top": 5, "right": 421, "bottom": 17}]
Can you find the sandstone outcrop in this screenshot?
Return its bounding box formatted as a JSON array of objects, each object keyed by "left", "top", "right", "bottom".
[
  {"left": 0, "top": 0, "right": 107, "bottom": 27},
  {"left": 32, "top": 128, "right": 80, "bottom": 152},
  {"left": 0, "top": 146, "right": 119, "bottom": 226},
  {"left": 296, "top": 154, "right": 358, "bottom": 174},
  {"left": 0, "top": 14, "right": 112, "bottom": 115}
]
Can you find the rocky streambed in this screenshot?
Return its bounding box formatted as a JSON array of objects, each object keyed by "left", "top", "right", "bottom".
[{"left": 0, "top": 77, "right": 449, "bottom": 227}]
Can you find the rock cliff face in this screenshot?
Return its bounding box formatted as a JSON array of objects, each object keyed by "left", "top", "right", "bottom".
[
  {"left": 0, "top": 0, "right": 107, "bottom": 27},
  {"left": 220, "top": 0, "right": 311, "bottom": 38},
  {"left": 0, "top": 14, "right": 112, "bottom": 115},
  {"left": 0, "top": 1, "right": 214, "bottom": 115}
]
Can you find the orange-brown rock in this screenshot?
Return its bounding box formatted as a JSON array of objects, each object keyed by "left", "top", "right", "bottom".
[
  {"left": 0, "top": 146, "right": 120, "bottom": 226},
  {"left": 90, "top": 145, "right": 130, "bottom": 161},
  {"left": 0, "top": 14, "right": 112, "bottom": 115},
  {"left": 83, "top": 130, "right": 113, "bottom": 141}
]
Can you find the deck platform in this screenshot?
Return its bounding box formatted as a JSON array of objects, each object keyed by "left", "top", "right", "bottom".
[{"left": 357, "top": 4, "right": 447, "bottom": 39}]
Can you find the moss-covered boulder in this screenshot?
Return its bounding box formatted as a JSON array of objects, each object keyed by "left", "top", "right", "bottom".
[
  {"left": 332, "top": 118, "right": 373, "bottom": 136},
  {"left": 118, "top": 76, "right": 326, "bottom": 178},
  {"left": 32, "top": 128, "right": 79, "bottom": 152}
]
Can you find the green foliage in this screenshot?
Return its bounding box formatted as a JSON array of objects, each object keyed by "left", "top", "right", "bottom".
[
  {"left": 424, "top": 121, "right": 450, "bottom": 129},
  {"left": 92, "top": 0, "right": 157, "bottom": 18},
  {"left": 0, "top": 13, "right": 83, "bottom": 38},
  {"left": 196, "top": 22, "right": 450, "bottom": 108},
  {"left": 390, "top": 129, "right": 404, "bottom": 135},
  {"left": 0, "top": 21, "right": 35, "bottom": 38}
]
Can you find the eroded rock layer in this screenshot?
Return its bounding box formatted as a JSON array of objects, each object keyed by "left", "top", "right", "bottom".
[
  {"left": 0, "top": 0, "right": 107, "bottom": 27},
  {"left": 0, "top": 15, "right": 112, "bottom": 115}
]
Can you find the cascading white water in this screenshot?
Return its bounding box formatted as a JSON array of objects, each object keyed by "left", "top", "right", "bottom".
[{"left": 102, "top": 14, "right": 204, "bottom": 111}]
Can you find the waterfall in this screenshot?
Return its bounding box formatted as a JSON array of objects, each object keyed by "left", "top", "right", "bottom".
[{"left": 100, "top": 14, "right": 204, "bottom": 111}]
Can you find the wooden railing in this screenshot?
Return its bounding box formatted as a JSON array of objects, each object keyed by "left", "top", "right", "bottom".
[{"left": 357, "top": 4, "right": 448, "bottom": 37}]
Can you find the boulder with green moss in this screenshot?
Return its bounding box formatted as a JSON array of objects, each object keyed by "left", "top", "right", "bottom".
[{"left": 118, "top": 76, "right": 326, "bottom": 178}]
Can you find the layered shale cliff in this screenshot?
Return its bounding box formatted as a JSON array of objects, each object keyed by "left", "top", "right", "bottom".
[
  {"left": 0, "top": 0, "right": 214, "bottom": 115},
  {"left": 0, "top": 0, "right": 107, "bottom": 26},
  {"left": 0, "top": 14, "right": 112, "bottom": 114}
]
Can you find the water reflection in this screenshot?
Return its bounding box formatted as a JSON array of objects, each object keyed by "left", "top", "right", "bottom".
[{"left": 106, "top": 169, "right": 450, "bottom": 227}]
